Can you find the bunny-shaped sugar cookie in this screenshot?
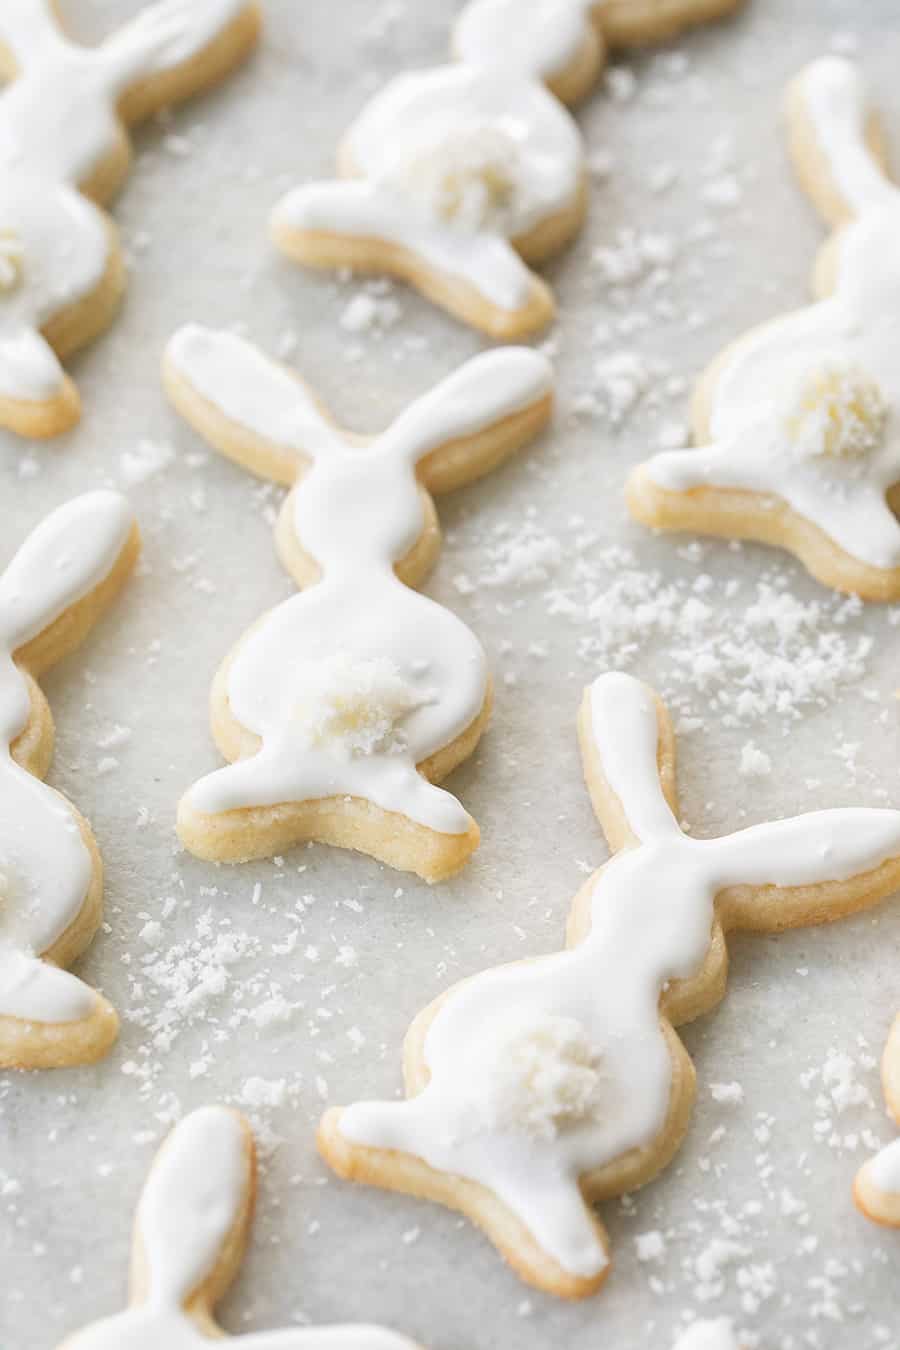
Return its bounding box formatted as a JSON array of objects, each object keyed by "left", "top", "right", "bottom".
[
  {"left": 164, "top": 325, "right": 553, "bottom": 882},
  {"left": 628, "top": 58, "right": 900, "bottom": 600},
  {"left": 0, "top": 0, "right": 261, "bottom": 439},
  {"left": 854, "top": 1013, "right": 900, "bottom": 1227},
  {"left": 272, "top": 0, "right": 746, "bottom": 337},
  {"left": 58, "top": 1105, "right": 424, "bottom": 1350},
  {"left": 453, "top": 0, "right": 748, "bottom": 107},
  {"left": 319, "top": 672, "right": 900, "bottom": 1298},
  {"left": 0, "top": 491, "right": 139, "bottom": 1069}
]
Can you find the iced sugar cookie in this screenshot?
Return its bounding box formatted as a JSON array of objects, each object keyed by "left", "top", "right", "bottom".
[
  {"left": 454, "top": 0, "right": 748, "bottom": 107},
  {"left": 628, "top": 58, "right": 900, "bottom": 601},
  {"left": 319, "top": 672, "right": 900, "bottom": 1297},
  {"left": 164, "top": 325, "right": 553, "bottom": 882},
  {"left": 271, "top": 64, "right": 584, "bottom": 339},
  {"left": 0, "top": 491, "right": 139, "bottom": 1069},
  {"left": 854, "top": 1013, "right": 900, "bottom": 1226},
  {"left": 271, "top": 0, "right": 746, "bottom": 337},
  {"left": 0, "top": 0, "right": 261, "bottom": 439},
  {"left": 58, "top": 1105, "right": 424, "bottom": 1350}
]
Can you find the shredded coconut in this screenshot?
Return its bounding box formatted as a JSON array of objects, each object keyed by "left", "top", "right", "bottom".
[
  {"left": 784, "top": 362, "right": 887, "bottom": 460},
  {"left": 388, "top": 124, "right": 521, "bottom": 231},
  {"left": 467, "top": 1014, "right": 604, "bottom": 1142},
  {"left": 291, "top": 654, "right": 428, "bottom": 757}
]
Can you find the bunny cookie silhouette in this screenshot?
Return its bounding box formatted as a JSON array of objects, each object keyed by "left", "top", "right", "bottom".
[
  {"left": 854, "top": 1013, "right": 900, "bottom": 1227},
  {"left": 453, "top": 0, "right": 747, "bottom": 107},
  {"left": 58, "top": 1105, "right": 424, "bottom": 1350},
  {"left": 319, "top": 672, "right": 900, "bottom": 1298},
  {"left": 628, "top": 58, "right": 900, "bottom": 600},
  {"left": 0, "top": 491, "right": 139, "bottom": 1069},
  {"left": 271, "top": 0, "right": 745, "bottom": 337},
  {"left": 163, "top": 325, "right": 553, "bottom": 881},
  {"left": 0, "top": 0, "right": 261, "bottom": 439}
]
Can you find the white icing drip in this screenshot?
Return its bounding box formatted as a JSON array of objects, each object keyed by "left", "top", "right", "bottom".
[
  {"left": 167, "top": 325, "right": 552, "bottom": 837},
  {"left": 0, "top": 0, "right": 252, "bottom": 404},
  {"left": 642, "top": 65, "right": 900, "bottom": 574},
  {"left": 454, "top": 0, "right": 598, "bottom": 84},
  {"left": 63, "top": 1106, "right": 421, "bottom": 1350},
  {"left": 0, "top": 491, "right": 133, "bottom": 1024},
  {"left": 272, "top": 56, "right": 583, "bottom": 314},
  {"left": 868, "top": 1136, "right": 900, "bottom": 1196},
  {"left": 800, "top": 56, "right": 896, "bottom": 215},
  {"left": 338, "top": 672, "right": 900, "bottom": 1278}
]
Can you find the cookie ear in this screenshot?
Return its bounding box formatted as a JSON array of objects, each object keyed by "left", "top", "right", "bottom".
[
  {"left": 380, "top": 346, "right": 553, "bottom": 488},
  {"left": 788, "top": 57, "right": 896, "bottom": 222},
  {"left": 0, "top": 0, "right": 66, "bottom": 75},
  {"left": 578, "top": 672, "right": 680, "bottom": 851},
  {"left": 132, "top": 1107, "right": 254, "bottom": 1313},
  {"left": 0, "top": 491, "right": 134, "bottom": 656},
  {"left": 100, "top": 0, "right": 260, "bottom": 116},
  {"left": 164, "top": 325, "right": 347, "bottom": 484},
  {"left": 712, "top": 808, "right": 900, "bottom": 929}
]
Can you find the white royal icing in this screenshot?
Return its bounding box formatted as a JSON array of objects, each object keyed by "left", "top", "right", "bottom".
[
  {"left": 63, "top": 1106, "right": 421, "bottom": 1350},
  {"left": 167, "top": 324, "right": 552, "bottom": 836},
  {"left": 641, "top": 59, "right": 900, "bottom": 573},
  {"left": 0, "top": 491, "right": 133, "bottom": 1025},
  {"left": 0, "top": 0, "right": 251, "bottom": 404},
  {"left": 453, "top": 0, "right": 600, "bottom": 86},
  {"left": 273, "top": 63, "right": 582, "bottom": 312},
  {"left": 868, "top": 1136, "right": 900, "bottom": 1196},
  {"left": 338, "top": 672, "right": 900, "bottom": 1278}
]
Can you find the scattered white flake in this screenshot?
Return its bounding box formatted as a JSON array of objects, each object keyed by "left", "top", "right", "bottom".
[
  {"left": 592, "top": 351, "right": 649, "bottom": 425},
  {"left": 238, "top": 1077, "right": 287, "bottom": 1109},
  {"left": 739, "top": 741, "right": 771, "bottom": 778},
  {"left": 635, "top": 1230, "right": 667, "bottom": 1263},
  {"left": 120, "top": 439, "right": 176, "bottom": 485},
  {"left": 710, "top": 1081, "right": 745, "bottom": 1106}
]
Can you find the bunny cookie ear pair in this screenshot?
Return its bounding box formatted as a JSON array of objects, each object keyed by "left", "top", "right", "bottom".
[
  {"left": 0, "top": 492, "right": 139, "bottom": 1069},
  {"left": 59, "top": 1106, "right": 424, "bottom": 1350},
  {"left": 0, "top": 0, "right": 261, "bottom": 439}
]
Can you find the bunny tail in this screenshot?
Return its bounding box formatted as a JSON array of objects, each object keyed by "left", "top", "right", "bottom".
[
  {"left": 0, "top": 954, "right": 118, "bottom": 1069},
  {"left": 271, "top": 180, "right": 553, "bottom": 338}
]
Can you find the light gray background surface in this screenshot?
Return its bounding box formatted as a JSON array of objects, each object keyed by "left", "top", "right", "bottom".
[{"left": 3, "top": 1, "right": 900, "bottom": 1346}]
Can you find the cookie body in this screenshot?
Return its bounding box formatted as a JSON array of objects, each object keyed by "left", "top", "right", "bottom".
[
  {"left": 319, "top": 672, "right": 900, "bottom": 1296},
  {"left": 628, "top": 58, "right": 900, "bottom": 599},
  {"left": 164, "top": 326, "right": 553, "bottom": 881},
  {"left": 0, "top": 0, "right": 261, "bottom": 437},
  {"left": 0, "top": 491, "right": 139, "bottom": 1069}
]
